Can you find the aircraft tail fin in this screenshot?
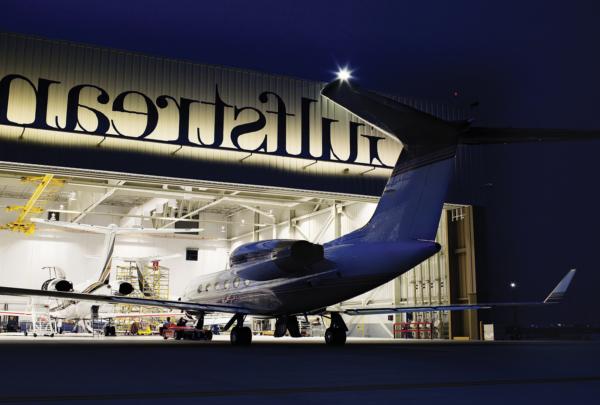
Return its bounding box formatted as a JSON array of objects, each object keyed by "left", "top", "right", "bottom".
[{"left": 321, "top": 81, "right": 468, "bottom": 242}]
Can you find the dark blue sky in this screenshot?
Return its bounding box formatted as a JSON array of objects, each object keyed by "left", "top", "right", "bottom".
[{"left": 1, "top": 0, "right": 599, "bottom": 129}]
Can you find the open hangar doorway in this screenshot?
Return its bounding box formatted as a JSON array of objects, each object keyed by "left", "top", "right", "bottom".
[
  {"left": 333, "top": 204, "right": 478, "bottom": 340},
  {"left": 0, "top": 165, "right": 477, "bottom": 340}
]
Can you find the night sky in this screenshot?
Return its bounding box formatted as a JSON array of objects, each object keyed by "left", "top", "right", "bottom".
[
  {"left": 2, "top": 0, "right": 599, "bottom": 130},
  {"left": 1, "top": 1, "right": 600, "bottom": 326}
]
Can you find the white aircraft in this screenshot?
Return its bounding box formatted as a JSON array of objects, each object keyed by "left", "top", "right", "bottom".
[
  {"left": 0, "top": 220, "right": 201, "bottom": 328},
  {"left": 0, "top": 79, "right": 577, "bottom": 345}
]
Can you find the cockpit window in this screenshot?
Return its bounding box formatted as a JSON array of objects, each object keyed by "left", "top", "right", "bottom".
[
  {"left": 244, "top": 279, "right": 251, "bottom": 287},
  {"left": 215, "top": 282, "right": 221, "bottom": 291},
  {"left": 197, "top": 284, "right": 203, "bottom": 293},
  {"left": 205, "top": 283, "right": 211, "bottom": 291},
  {"left": 233, "top": 278, "right": 240, "bottom": 288},
  {"left": 224, "top": 280, "right": 230, "bottom": 290}
]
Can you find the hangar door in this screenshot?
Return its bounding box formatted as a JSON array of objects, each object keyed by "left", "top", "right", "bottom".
[{"left": 393, "top": 205, "right": 478, "bottom": 340}]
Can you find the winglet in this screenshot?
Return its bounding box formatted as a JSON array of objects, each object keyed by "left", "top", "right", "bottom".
[{"left": 544, "top": 269, "right": 576, "bottom": 304}]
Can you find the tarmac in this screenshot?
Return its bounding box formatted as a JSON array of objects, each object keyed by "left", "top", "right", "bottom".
[{"left": 0, "top": 334, "right": 598, "bottom": 404}]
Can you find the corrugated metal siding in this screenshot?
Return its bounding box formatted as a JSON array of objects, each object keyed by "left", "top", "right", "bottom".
[{"left": 0, "top": 32, "right": 465, "bottom": 196}]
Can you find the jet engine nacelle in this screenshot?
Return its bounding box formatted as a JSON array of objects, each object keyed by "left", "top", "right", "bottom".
[
  {"left": 229, "top": 240, "right": 327, "bottom": 281},
  {"left": 41, "top": 278, "right": 73, "bottom": 292},
  {"left": 113, "top": 281, "right": 134, "bottom": 296}
]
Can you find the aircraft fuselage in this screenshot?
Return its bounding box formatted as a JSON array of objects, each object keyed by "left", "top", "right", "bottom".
[{"left": 181, "top": 239, "right": 440, "bottom": 316}]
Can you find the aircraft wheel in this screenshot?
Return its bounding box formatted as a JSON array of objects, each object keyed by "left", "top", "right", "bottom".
[
  {"left": 230, "top": 326, "right": 252, "bottom": 346},
  {"left": 205, "top": 330, "right": 213, "bottom": 341},
  {"left": 33, "top": 333, "right": 37, "bottom": 338},
  {"left": 325, "top": 328, "right": 346, "bottom": 346},
  {"left": 241, "top": 327, "right": 252, "bottom": 344}
]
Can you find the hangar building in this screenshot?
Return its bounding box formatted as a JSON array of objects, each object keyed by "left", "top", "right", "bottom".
[{"left": 0, "top": 32, "right": 596, "bottom": 339}]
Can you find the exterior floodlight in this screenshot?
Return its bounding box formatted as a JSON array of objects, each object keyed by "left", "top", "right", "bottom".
[
  {"left": 510, "top": 282, "right": 517, "bottom": 288},
  {"left": 336, "top": 67, "right": 352, "bottom": 82}
]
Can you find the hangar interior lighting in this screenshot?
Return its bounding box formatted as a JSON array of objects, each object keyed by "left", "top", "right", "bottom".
[
  {"left": 510, "top": 282, "right": 517, "bottom": 288},
  {"left": 336, "top": 67, "right": 352, "bottom": 82}
]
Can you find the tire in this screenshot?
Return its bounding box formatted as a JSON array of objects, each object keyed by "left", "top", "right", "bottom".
[
  {"left": 241, "top": 327, "right": 252, "bottom": 345},
  {"left": 230, "top": 327, "right": 240, "bottom": 345},
  {"left": 286, "top": 316, "right": 301, "bottom": 338},
  {"left": 325, "top": 328, "right": 346, "bottom": 346},
  {"left": 205, "top": 330, "right": 213, "bottom": 341},
  {"left": 230, "top": 327, "right": 252, "bottom": 345}
]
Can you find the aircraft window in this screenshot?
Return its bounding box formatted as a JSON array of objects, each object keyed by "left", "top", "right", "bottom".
[
  {"left": 197, "top": 284, "right": 203, "bottom": 293},
  {"left": 215, "top": 282, "right": 221, "bottom": 290},
  {"left": 205, "top": 283, "right": 211, "bottom": 291},
  {"left": 224, "top": 280, "right": 230, "bottom": 290},
  {"left": 233, "top": 278, "right": 240, "bottom": 288},
  {"left": 244, "top": 279, "right": 251, "bottom": 287}
]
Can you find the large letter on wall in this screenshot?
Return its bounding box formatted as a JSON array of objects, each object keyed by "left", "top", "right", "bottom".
[{"left": 0, "top": 74, "right": 60, "bottom": 128}]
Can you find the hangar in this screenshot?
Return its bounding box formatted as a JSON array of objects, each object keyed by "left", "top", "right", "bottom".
[{"left": 0, "top": 32, "right": 589, "bottom": 342}]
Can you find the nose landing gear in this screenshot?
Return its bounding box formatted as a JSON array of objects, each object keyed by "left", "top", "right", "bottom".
[
  {"left": 230, "top": 325, "right": 252, "bottom": 345},
  {"left": 224, "top": 314, "right": 252, "bottom": 346},
  {"left": 324, "top": 312, "right": 347, "bottom": 346}
]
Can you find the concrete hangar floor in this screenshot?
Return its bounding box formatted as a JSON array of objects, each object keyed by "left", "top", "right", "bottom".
[{"left": 0, "top": 335, "right": 598, "bottom": 404}]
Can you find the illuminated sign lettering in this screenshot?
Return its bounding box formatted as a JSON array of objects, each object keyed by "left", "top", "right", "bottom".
[{"left": 0, "top": 74, "right": 390, "bottom": 168}]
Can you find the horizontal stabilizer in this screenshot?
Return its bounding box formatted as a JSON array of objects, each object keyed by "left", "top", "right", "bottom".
[{"left": 462, "top": 127, "right": 600, "bottom": 145}]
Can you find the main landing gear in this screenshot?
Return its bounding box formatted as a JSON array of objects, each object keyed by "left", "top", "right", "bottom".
[
  {"left": 224, "top": 314, "right": 252, "bottom": 346},
  {"left": 324, "top": 312, "right": 347, "bottom": 346}
]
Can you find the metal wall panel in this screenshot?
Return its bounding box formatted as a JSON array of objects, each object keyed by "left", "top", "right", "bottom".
[{"left": 0, "top": 32, "right": 466, "bottom": 196}]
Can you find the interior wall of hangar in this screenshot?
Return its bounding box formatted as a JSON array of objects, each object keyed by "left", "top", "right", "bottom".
[{"left": 0, "top": 168, "right": 477, "bottom": 339}]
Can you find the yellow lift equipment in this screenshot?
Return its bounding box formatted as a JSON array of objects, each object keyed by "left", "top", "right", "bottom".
[{"left": 0, "top": 174, "right": 65, "bottom": 235}]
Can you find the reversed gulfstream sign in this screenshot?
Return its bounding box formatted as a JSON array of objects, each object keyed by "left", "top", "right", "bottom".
[{"left": 0, "top": 73, "right": 393, "bottom": 169}]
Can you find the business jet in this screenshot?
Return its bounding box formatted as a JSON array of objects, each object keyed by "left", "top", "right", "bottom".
[
  {"left": 0, "top": 221, "right": 200, "bottom": 328},
  {"left": 0, "top": 79, "right": 577, "bottom": 345}
]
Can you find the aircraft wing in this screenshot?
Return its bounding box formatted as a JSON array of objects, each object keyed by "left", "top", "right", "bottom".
[
  {"left": 337, "top": 269, "right": 576, "bottom": 315},
  {"left": 0, "top": 286, "right": 252, "bottom": 315}
]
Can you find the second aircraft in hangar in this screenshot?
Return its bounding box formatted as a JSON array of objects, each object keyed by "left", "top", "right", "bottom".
[{"left": 0, "top": 75, "right": 576, "bottom": 345}]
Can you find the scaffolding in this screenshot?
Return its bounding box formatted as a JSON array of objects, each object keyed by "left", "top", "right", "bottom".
[
  {"left": 113, "top": 260, "right": 170, "bottom": 334},
  {"left": 27, "top": 298, "right": 56, "bottom": 337}
]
